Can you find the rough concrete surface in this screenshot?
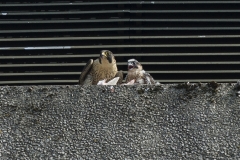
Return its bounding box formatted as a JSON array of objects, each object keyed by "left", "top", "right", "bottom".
[{"left": 0, "top": 83, "right": 239, "bottom": 159}]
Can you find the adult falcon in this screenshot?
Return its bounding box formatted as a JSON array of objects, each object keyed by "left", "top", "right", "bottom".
[
  {"left": 125, "top": 59, "right": 159, "bottom": 85},
  {"left": 79, "top": 50, "right": 123, "bottom": 85}
]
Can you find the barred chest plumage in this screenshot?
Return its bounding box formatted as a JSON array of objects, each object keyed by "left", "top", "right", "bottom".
[{"left": 91, "top": 62, "right": 118, "bottom": 85}]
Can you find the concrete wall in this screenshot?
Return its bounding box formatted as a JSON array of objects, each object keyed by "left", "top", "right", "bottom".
[{"left": 0, "top": 83, "right": 239, "bottom": 159}]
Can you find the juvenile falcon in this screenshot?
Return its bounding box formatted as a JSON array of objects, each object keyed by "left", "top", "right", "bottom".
[
  {"left": 79, "top": 50, "right": 123, "bottom": 85},
  {"left": 125, "top": 59, "right": 159, "bottom": 85}
]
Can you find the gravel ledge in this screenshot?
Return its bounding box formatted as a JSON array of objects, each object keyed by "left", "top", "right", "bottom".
[{"left": 0, "top": 83, "right": 240, "bottom": 159}]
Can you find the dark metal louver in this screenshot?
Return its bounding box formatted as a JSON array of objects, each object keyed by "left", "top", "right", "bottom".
[{"left": 1, "top": 1, "right": 240, "bottom": 85}]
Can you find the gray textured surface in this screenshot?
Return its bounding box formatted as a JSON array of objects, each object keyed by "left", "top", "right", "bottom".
[{"left": 0, "top": 84, "right": 239, "bottom": 159}]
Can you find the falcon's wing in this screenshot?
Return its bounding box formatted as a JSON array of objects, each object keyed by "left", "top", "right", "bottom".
[
  {"left": 115, "top": 70, "right": 123, "bottom": 85},
  {"left": 79, "top": 59, "right": 93, "bottom": 85},
  {"left": 143, "top": 72, "right": 157, "bottom": 84}
]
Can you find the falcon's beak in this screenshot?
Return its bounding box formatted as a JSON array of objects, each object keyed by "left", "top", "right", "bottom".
[
  {"left": 128, "top": 62, "right": 140, "bottom": 70},
  {"left": 99, "top": 50, "right": 106, "bottom": 64},
  {"left": 101, "top": 50, "right": 107, "bottom": 57},
  {"left": 128, "top": 62, "right": 137, "bottom": 70},
  {"left": 100, "top": 50, "right": 113, "bottom": 63}
]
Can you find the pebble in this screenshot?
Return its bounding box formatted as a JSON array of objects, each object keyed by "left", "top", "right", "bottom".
[{"left": 0, "top": 84, "right": 239, "bottom": 159}]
